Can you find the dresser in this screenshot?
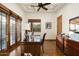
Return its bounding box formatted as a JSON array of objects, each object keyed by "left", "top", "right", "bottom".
[{"left": 56, "top": 33, "right": 64, "bottom": 51}]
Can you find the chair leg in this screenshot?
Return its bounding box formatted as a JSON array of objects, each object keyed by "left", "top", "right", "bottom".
[
  {"left": 42, "top": 45, "right": 44, "bottom": 54},
  {"left": 41, "top": 45, "right": 44, "bottom": 55}
]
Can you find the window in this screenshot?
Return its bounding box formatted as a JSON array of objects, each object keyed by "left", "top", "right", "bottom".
[
  {"left": 0, "top": 12, "right": 7, "bottom": 50},
  {"left": 10, "top": 16, "right": 15, "bottom": 45},
  {"left": 1, "top": 13, "right": 7, "bottom": 49}
]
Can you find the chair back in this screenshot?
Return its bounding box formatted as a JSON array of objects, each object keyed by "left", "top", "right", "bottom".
[{"left": 41, "top": 33, "right": 46, "bottom": 44}]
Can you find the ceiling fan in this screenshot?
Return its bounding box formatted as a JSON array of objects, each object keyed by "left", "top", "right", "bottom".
[{"left": 31, "top": 3, "right": 51, "bottom": 11}]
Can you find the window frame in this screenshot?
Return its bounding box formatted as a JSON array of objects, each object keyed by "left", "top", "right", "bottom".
[{"left": 0, "top": 4, "right": 22, "bottom": 52}]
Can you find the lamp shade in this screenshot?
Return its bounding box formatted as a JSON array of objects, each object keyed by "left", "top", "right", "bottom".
[{"left": 25, "top": 23, "right": 30, "bottom": 30}]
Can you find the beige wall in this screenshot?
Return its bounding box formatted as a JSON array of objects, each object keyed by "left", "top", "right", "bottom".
[
  {"left": 56, "top": 3, "right": 79, "bottom": 34},
  {"left": 2, "top": 3, "right": 26, "bottom": 20}
]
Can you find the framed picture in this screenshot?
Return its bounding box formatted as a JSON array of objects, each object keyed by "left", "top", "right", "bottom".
[
  {"left": 28, "top": 19, "right": 41, "bottom": 32},
  {"left": 46, "top": 22, "right": 52, "bottom": 29},
  {"left": 32, "top": 22, "right": 41, "bottom": 32}
]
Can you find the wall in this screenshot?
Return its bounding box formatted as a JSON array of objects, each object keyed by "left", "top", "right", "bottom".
[
  {"left": 2, "top": 3, "right": 26, "bottom": 20},
  {"left": 22, "top": 12, "right": 57, "bottom": 40},
  {"left": 56, "top": 3, "right": 79, "bottom": 34}
]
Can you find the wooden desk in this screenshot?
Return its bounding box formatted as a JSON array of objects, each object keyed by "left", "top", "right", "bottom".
[{"left": 21, "top": 35, "right": 42, "bottom": 56}]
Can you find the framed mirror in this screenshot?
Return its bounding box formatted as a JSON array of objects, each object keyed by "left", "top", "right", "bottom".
[{"left": 69, "top": 16, "right": 79, "bottom": 33}]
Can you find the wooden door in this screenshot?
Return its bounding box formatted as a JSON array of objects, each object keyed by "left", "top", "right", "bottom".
[{"left": 57, "top": 15, "right": 62, "bottom": 34}]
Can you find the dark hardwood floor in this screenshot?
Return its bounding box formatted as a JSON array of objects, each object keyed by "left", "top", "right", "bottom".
[
  {"left": 0, "top": 40, "right": 64, "bottom": 56},
  {"left": 43, "top": 40, "right": 64, "bottom": 56}
]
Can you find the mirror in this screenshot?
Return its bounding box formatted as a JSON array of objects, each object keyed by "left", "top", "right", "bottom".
[{"left": 69, "top": 16, "right": 79, "bottom": 33}]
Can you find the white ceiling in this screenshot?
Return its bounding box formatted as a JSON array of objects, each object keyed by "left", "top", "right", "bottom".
[{"left": 17, "top": 3, "right": 66, "bottom": 13}]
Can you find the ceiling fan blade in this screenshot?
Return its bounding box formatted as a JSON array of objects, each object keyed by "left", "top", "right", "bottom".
[
  {"left": 37, "top": 7, "right": 41, "bottom": 11},
  {"left": 43, "top": 3, "right": 51, "bottom": 6},
  {"left": 42, "top": 7, "right": 48, "bottom": 10}
]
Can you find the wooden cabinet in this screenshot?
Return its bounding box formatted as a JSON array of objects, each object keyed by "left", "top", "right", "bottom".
[
  {"left": 56, "top": 34, "right": 79, "bottom": 56},
  {"left": 56, "top": 34, "right": 64, "bottom": 51},
  {"left": 64, "top": 39, "right": 79, "bottom": 56}
]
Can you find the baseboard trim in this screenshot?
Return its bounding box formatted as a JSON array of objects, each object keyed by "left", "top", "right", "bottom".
[{"left": 45, "top": 39, "right": 56, "bottom": 41}]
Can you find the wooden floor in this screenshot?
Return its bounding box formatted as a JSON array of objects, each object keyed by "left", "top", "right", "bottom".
[
  {"left": 7, "top": 40, "right": 64, "bottom": 56},
  {"left": 43, "top": 40, "right": 64, "bottom": 56}
]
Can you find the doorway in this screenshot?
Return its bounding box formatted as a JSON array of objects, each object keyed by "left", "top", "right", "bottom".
[{"left": 57, "top": 15, "right": 62, "bottom": 34}]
